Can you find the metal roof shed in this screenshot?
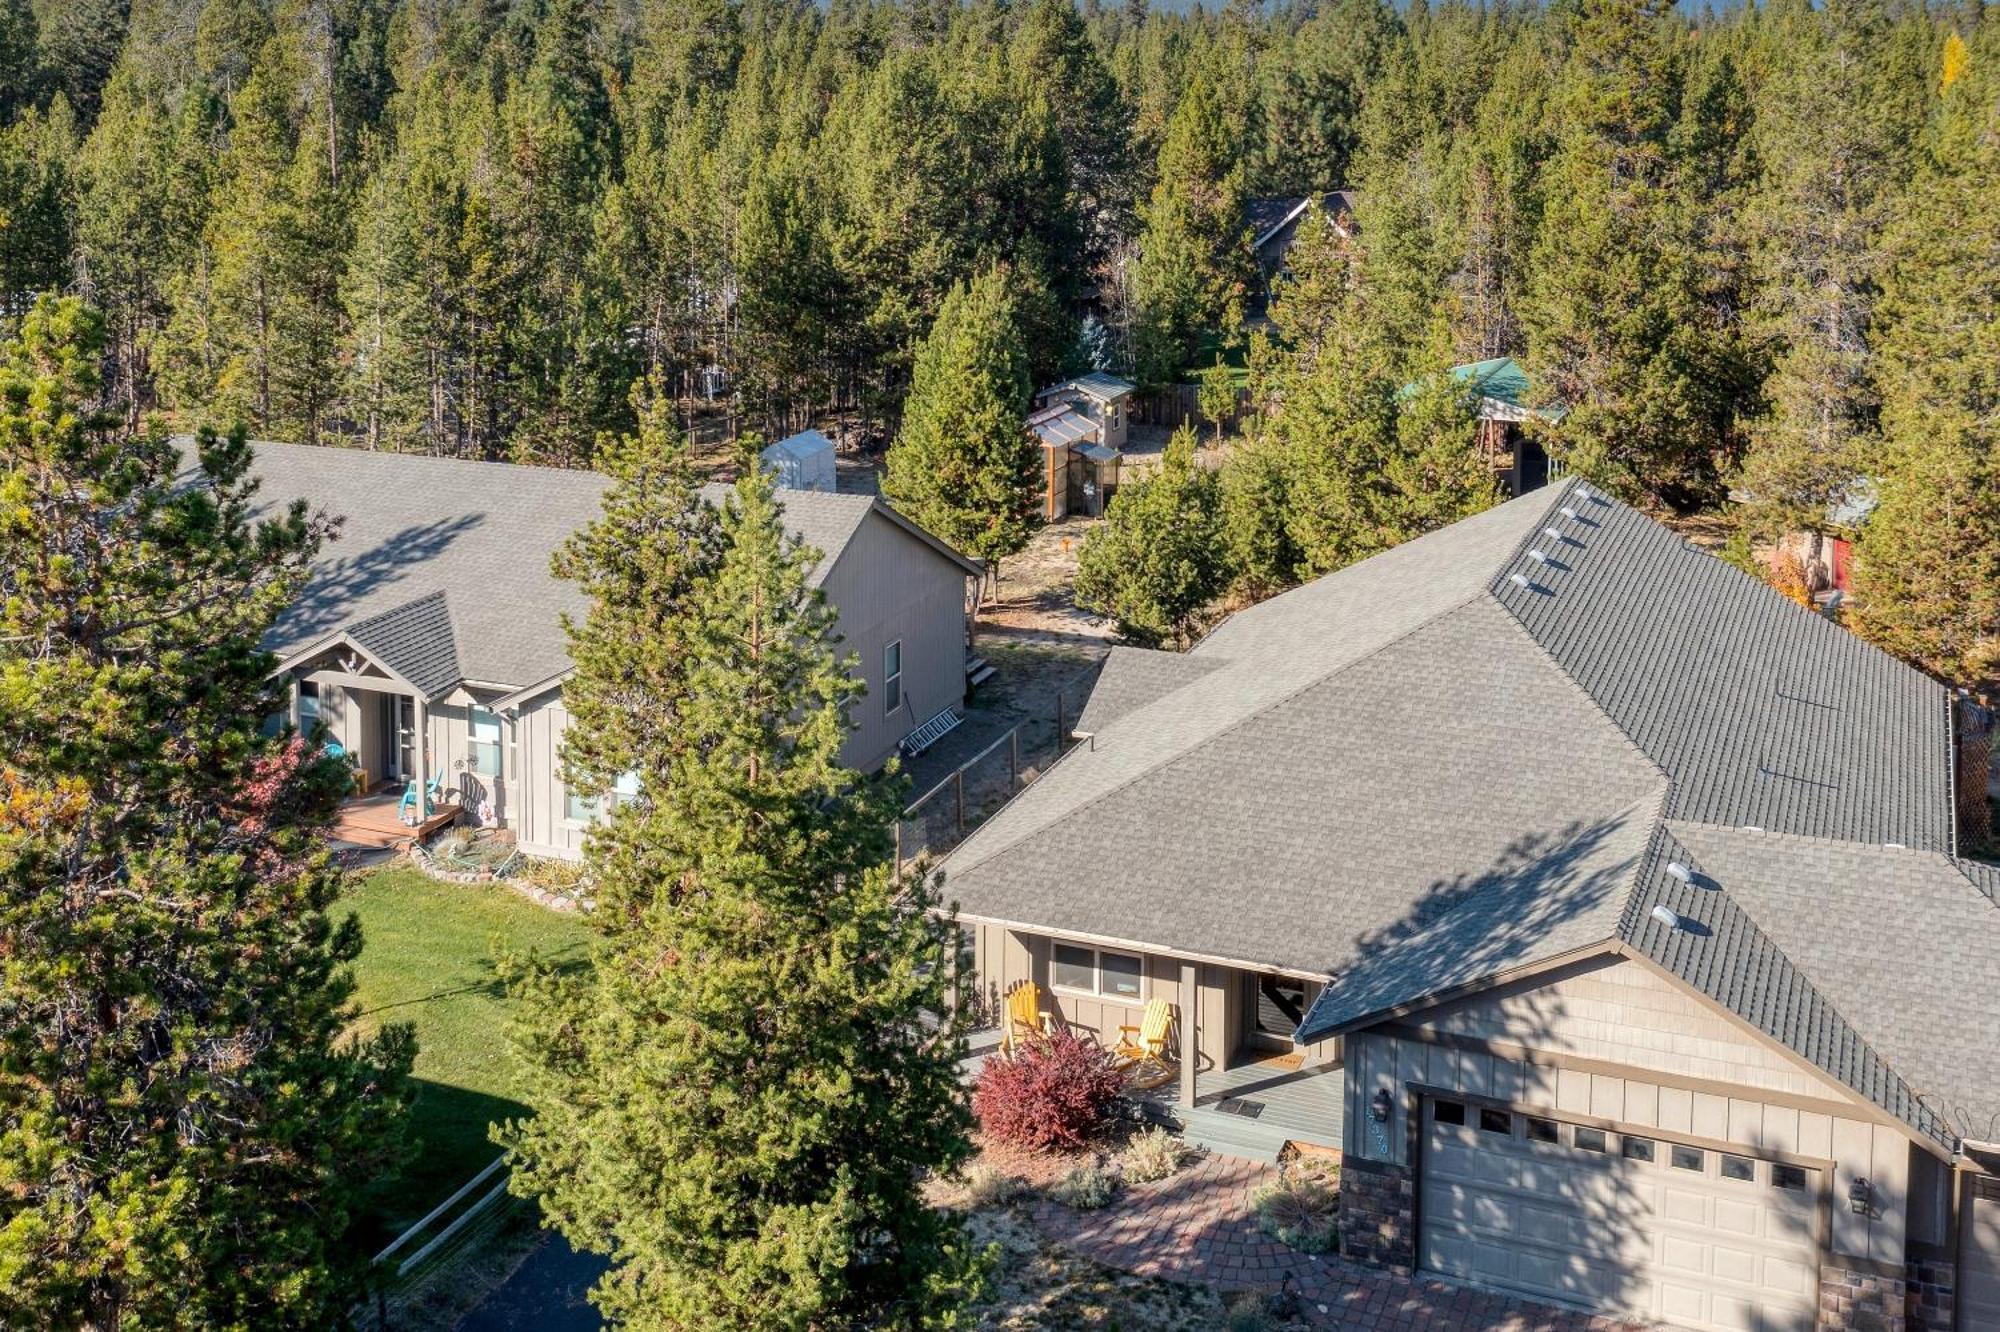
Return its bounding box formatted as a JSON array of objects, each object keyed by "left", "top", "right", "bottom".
[{"left": 761, "top": 429, "right": 838, "bottom": 493}]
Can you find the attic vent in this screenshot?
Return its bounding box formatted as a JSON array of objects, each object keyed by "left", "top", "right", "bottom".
[
  {"left": 1884, "top": 841, "right": 1906, "bottom": 850},
  {"left": 1559, "top": 506, "right": 1579, "bottom": 520},
  {"left": 1665, "top": 861, "right": 1694, "bottom": 885},
  {"left": 1651, "top": 904, "right": 1689, "bottom": 931},
  {"left": 1542, "top": 527, "right": 1566, "bottom": 543},
  {"left": 1528, "top": 548, "right": 1550, "bottom": 564},
  {"left": 1507, "top": 572, "right": 1530, "bottom": 589}
]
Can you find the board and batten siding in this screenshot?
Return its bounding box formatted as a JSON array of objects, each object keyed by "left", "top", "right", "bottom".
[
  {"left": 514, "top": 691, "right": 587, "bottom": 861},
  {"left": 816, "top": 512, "right": 970, "bottom": 772},
  {"left": 965, "top": 923, "right": 1341, "bottom": 1078},
  {"left": 1344, "top": 954, "right": 1932, "bottom": 1266}
]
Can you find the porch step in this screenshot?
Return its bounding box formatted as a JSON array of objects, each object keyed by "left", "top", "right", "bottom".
[
  {"left": 965, "top": 656, "right": 997, "bottom": 689},
  {"left": 1172, "top": 1104, "right": 1299, "bottom": 1167}
]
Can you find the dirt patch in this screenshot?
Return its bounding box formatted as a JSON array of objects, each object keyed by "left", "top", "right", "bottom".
[{"left": 961, "top": 1206, "right": 1236, "bottom": 1330}]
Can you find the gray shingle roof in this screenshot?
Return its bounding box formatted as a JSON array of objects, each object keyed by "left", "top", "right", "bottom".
[
  {"left": 344, "top": 591, "right": 462, "bottom": 699},
  {"left": 1492, "top": 485, "right": 1953, "bottom": 850},
  {"left": 223, "top": 441, "right": 935, "bottom": 692},
  {"left": 941, "top": 475, "right": 1997, "bottom": 1150},
  {"left": 1072, "top": 648, "right": 1224, "bottom": 736}
]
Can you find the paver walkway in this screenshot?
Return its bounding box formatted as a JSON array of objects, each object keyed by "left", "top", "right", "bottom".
[{"left": 1028, "top": 1152, "right": 1666, "bottom": 1331}]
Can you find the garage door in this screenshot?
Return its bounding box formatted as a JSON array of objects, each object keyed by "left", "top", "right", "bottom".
[
  {"left": 1966, "top": 1176, "right": 2000, "bottom": 1332},
  {"left": 1420, "top": 1097, "right": 1821, "bottom": 1331}
]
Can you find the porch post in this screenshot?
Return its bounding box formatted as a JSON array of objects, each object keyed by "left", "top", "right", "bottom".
[
  {"left": 1179, "top": 960, "right": 1198, "bottom": 1111},
  {"left": 289, "top": 675, "right": 301, "bottom": 730},
  {"left": 413, "top": 694, "right": 429, "bottom": 811}
]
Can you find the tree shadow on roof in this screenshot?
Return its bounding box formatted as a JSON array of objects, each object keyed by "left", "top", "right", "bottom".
[
  {"left": 273, "top": 512, "right": 487, "bottom": 647},
  {"left": 1318, "top": 810, "right": 1648, "bottom": 1033}
]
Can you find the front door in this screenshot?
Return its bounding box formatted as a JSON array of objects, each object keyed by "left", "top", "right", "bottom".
[{"left": 1249, "top": 973, "right": 1308, "bottom": 1051}]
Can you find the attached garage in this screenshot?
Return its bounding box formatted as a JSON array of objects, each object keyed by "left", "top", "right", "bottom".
[
  {"left": 1420, "top": 1096, "right": 1822, "bottom": 1332},
  {"left": 1966, "top": 1176, "right": 2000, "bottom": 1332}
]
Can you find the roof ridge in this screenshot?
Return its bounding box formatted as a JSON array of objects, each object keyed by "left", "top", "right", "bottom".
[{"left": 942, "top": 587, "right": 1501, "bottom": 881}]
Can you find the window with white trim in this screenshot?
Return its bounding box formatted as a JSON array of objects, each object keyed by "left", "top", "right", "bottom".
[
  {"left": 298, "top": 680, "right": 322, "bottom": 729},
  {"left": 1050, "top": 942, "right": 1143, "bottom": 1000},
  {"left": 468, "top": 706, "right": 501, "bottom": 777},
  {"left": 565, "top": 770, "right": 640, "bottom": 824},
  {"left": 884, "top": 640, "right": 903, "bottom": 715}
]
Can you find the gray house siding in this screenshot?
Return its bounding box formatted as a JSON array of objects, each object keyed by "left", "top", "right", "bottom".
[
  {"left": 817, "top": 513, "right": 970, "bottom": 772},
  {"left": 509, "top": 509, "right": 972, "bottom": 862}
]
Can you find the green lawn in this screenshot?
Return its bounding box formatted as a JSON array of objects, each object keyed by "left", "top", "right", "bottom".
[{"left": 340, "top": 865, "right": 593, "bottom": 1243}]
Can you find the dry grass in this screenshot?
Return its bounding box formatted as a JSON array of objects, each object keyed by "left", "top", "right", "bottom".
[{"left": 962, "top": 1207, "right": 1229, "bottom": 1330}]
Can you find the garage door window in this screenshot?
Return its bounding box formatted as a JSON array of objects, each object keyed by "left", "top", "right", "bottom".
[
  {"left": 1526, "top": 1117, "right": 1559, "bottom": 1144},
  {"left": 1671, "top": 1145, "right": 1706, "bottom": 1172},
  {"left": 1433, "top": 1100, "right": 1465, "bottom": 1126},
  {"left": 1479, "top": 1108, "right": 1511, "bottom": 1135},
  {"left": 1772, "top": 1163, "right": 1808, "bottom": 1191},
  {"left": 1721, "top": 1154, "right": 1756, "bottom": 1182},
  {"left": 1622, "top": 1136, "right": 1655, "bottom": 1163}
]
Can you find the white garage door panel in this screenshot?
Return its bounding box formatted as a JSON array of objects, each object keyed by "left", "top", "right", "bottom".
[{"left": 1420, "top": 1100, "right": 1821, "bottom": 1332}]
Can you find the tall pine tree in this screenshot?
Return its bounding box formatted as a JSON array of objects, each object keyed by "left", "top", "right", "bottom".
[
  {"left": 0, "top": 296, "right": 412, "bottom": 1328},
  {"left": 502, "top": 429, "right": 983, "bottom": 1329},
  {"left": 882, "top": 268, "right": 1039, "bottom": 585}
]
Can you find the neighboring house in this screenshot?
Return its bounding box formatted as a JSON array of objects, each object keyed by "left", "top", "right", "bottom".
[
  {"left": 1440, "top": 357, "right": 1565, "bottom": 498},
  {"left": 237, "top": 442, "right": 979, "bottom": 861},
  {"left": 1029, "top": 372, "right": 1135, "bottom": 520},
  {"left": 940, "top": 476, "right": 2000, "bottom": 1332},
  {"left": 760, "top": 428, "right": 837, "bottom": 493},
  {"left": 1248, "top": 190, "right": 1358, "bottom": 314}
]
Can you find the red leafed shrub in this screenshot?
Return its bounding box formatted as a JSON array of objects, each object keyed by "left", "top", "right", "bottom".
[{"left": 972, "top": 1027, "right": 1126, "bottom": 1152}]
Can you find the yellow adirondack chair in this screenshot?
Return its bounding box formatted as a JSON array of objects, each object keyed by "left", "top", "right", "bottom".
[
  {"left": 1002, "top": 981, "right": 1052, "bottom": 1055},
  {"left": 1112, "top": 997, "right": 1174, "bottom": 1066}
]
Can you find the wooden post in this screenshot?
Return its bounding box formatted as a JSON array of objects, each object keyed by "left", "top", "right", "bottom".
[
  {"left": 894, "top": 821, "right": 903, "bottom": 879},
  {"left": 1009, "top": 726, "right": 1019, "bottom": 791},
  {"left": 953, "top": 769, "right": 966, "bottom": 838},
  {"left": 413, "top": 694, "right": 429, "bottom": 817},
  {"left": 289, "top": 675, "right": 302, "bottom": 730},
  {"left": 1179, "top": 961, "right": 1198, "bottom": 1110}
]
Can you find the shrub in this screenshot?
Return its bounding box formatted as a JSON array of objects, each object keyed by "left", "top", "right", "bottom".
[
  {"left": 1223, "top": 1293, "right": 1274, "bottom": 1332},
  {"left": 961, "top": 1165, "right": 1028, "bottom": 1209},
  {"left": 1050, "top": 1162, "right": 1118, "bottom": 1210},
  {"left": 1119, "top": 1125, "right": 1189, "bottom": 1183},
  {"left": 1251, "top": 1166, "right": 1339, "bottom": 1253},
  {"left": 971, "top": 1027, "right": 1126, "bottom": 1152}
]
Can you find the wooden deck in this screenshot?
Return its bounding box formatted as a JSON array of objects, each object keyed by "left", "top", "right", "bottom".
[{"left": 328, "top": 790, "right": 463, "bottom": 849}]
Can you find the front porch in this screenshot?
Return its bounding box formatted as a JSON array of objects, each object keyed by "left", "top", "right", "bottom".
[
  {"left": 329, "top": 788, "right": 464, "bottom": 850},
  {"left": 962, "top": 1029, "right": 1344, "bottom": 1165}
]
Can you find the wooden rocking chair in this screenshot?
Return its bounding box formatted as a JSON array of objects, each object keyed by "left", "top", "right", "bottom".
[
  {"left": 1001, "top": 981, "right": 1052, "bottom": 1055},
  {"left": 1111, "top": 997, "right": 1174, "bottom": 1067}
]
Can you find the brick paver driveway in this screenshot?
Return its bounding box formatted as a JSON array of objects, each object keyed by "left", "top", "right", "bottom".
[{"left": 1028, "top": 1153, "right": 1667, "bottom": 1331}]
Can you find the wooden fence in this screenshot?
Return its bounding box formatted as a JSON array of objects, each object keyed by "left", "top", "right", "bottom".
[{"left": 1128, "top": 382, "right": 1253, "bottom": 431}]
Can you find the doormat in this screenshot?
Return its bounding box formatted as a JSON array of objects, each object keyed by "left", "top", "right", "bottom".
[
  {"left": 1216, "top": 1097, "right": 1267, "bottom": 1120},
  {"left": 1255, "top": 1051, "right": 1305, "bottom": 1072}
]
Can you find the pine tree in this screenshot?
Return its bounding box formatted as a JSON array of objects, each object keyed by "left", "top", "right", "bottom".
[
  {"left": 1733, "top": 0, "right": 1917, "bottom": 544},
  {"left": 0, "top": 296, "right": 413, "bottom": 1328},
  {"left": 1128, "top": 70, "right": 1252, "bottom": 384},
  {"left": 1850, "top": 30, "right": 2000, "bottom": 688},
  {"left": 502, "top": 444, "right": 983, "bottom": 1330},
  {"left": 1075, "top": 425, "right": 1230, "bottom": 645},
  {"left": 882, "top": 268, "right": 1039, "bottom": 582},
  {"left": 1521, "top": 0, "right": 1747, "bottom": 509}
]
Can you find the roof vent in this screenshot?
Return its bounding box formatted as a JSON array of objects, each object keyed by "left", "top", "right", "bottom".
[
  {"left": 1741, "top": 825, "right": 1764, "bottom": 834},
  {"left": 1543, "top": 526, "right": 1567, "bottom": 543},
  {"left": 1507, "top": 572, "right": 1530, "bottom": 588},
  {"left": 1559, "top": 506, "right": 1579, "bottom": 521},
  {"left": 1666, "top": 861, "right": 1694, "bottom": 885},
  {"left": 1884, "top": 841, "right": 1906, "bottom": 850},
  {"left": 1528, "top": 549, "right": 1550, "bottom": 564},
  {"left": 1651, "top": 904, "right": 1689, "bottom": 931}
]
